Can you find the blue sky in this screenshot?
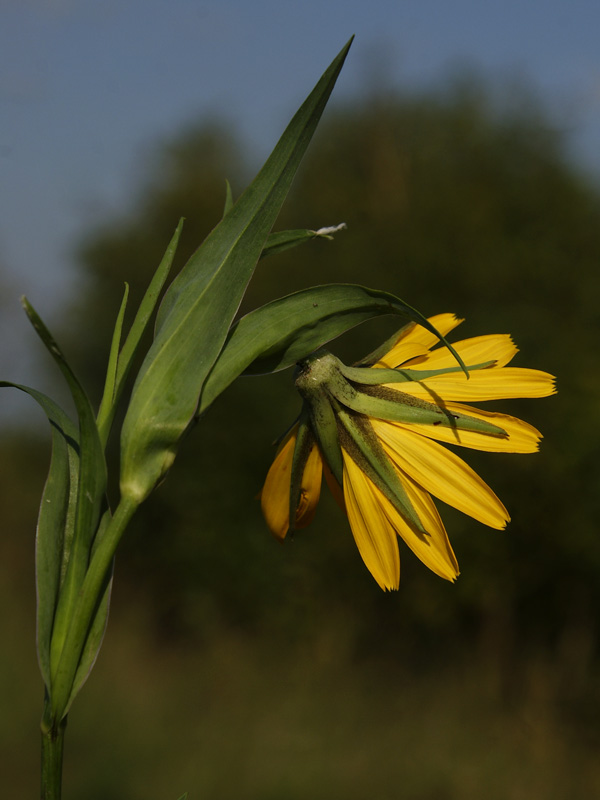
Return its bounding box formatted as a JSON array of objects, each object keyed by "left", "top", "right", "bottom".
[{"left": 1, "top": 0, "right": 599, "bottom": 413}]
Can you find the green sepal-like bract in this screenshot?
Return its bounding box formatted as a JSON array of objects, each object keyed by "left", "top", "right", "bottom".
[
  {"left": 334, "top": 404, "right": 425, "bottom": 534},
  {"left": 338, "top": 361, "right": 495, "bottom": 386},
  {"left": 300, "top": 351, "right": 504, "bottom": 436},
  {"left": 329, "top": 378, "right": 507, "bottom": 437}
]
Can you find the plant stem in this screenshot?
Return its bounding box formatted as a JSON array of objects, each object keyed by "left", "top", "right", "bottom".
[{"left": 41, "top": 699, "right": 67, "bottom": 800}]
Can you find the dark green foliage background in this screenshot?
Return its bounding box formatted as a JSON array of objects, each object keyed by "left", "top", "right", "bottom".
[{"left": 2, "top": 77, "right": 599, "bottom": 798}]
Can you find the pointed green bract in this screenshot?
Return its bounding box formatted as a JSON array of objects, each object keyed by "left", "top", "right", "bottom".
[
  {"left": 335, "top": 405, "right": 425, "bottom": 533},
  {"left": 294, "top": 360, "right": 345, "bottom": 484},
  {"left": 330, "top": 379, "right": 507, "bottom": 436},
  {"left": 120, "top": 39, "right": 353, "bottom": 503},
  {"left": 339, "top": 361, "right": 495, "bottom": 386},
  {"left": 198, "top": 283, "right": 466, "bottom": 415}
]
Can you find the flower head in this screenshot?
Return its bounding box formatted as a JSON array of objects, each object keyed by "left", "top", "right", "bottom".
[{"left": 260, "top": 314, "right": 556, "bottom": 590}]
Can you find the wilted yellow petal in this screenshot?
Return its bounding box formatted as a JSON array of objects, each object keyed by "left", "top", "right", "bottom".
[
  {"left": 261, "top": 425, "right": 322, "bottom": 538},
  {"left": 372, "top": 419, "right": 510, "bottom": 529},
  {"left": 403, "top": 402, "right": 543, "bottom": 453},
  {"left": 342, "top": 450, "right": 400, "bottom": 590},
  {"left": 296, "top": 444, "right": 323, "bottom": 528},
  {"left": 392, "top": 367, "right": 556, "bottom": 402}
]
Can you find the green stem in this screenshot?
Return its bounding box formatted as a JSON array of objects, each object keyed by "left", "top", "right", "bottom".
[
  {"left": 50, "top": 494, "right": 139, "bottom": 721},
  {"left": 41, "top": 697, "right": 67, "bottom": 800}
]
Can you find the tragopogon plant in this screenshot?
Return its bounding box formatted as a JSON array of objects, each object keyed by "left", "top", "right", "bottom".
[{"left": 1, "top": 38, "right": 555, "bottom": 799}]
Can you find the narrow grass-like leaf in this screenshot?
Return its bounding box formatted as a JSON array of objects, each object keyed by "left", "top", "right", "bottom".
[
  {"left": 117, "top": 221, "right": 184, "bottom": 396},
  {"left": 21, "top": 299, "right": 107, "bottom": 700},
  {"left": 0, "top": 382, "right": 78, "bottom": 690},
  {"left": 198, "top": 284, "right": 466, "bottom": 414},
  {"left": 96, "top": 283, "right": 129, "bottom": 445},
  {"left": 95, "top": 221, "right": 183, "bottom": 446},
  {"left": 64, "top": 508, "right": 113, "bottom": 714},
  {"left": 120, "top": 39, "right": 353, "bottom": 503}
]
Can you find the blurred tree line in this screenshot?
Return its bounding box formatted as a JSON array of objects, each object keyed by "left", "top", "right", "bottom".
[{"left": 3, "top": 77, "right": 599, "bottom": 681}]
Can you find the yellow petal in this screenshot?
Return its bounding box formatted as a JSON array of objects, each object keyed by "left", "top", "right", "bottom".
[
  {"left": 342, "top": 450, "right": 400, "bottom": 590},
  {"left": 376, "top": 313, "right": 464, "bottom": 368},
  {"left": 381, "top": 472, "right": 459, "bottom": 581},
  {"left": 372, "top": 419, "right": 510, "bottom": 529},
  {"left": 260, "top": 426, "right": 322, "bottom": 539},
  {"left": 375, "top": 341, "right": 429, "bottom": 369},
  {"left": 401, "top": 402, "right": 543, "bottom": 453},
  {"left": 324, "top": 460, "right": 345, "bottom": 512},
  {"left": 391, "top": 367, "right": 556, "bottom": 402},
  {"left": 407, "top": 334, "right": 518, "bottom": 371},
  {"left": 296, "top": 444, "right": 323, "bottom": 529}
]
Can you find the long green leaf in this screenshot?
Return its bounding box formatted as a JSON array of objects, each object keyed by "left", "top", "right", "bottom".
[
  {"left": 96, "top": 220, "right": 184, "bottom": 447},
  {"left": 118, "top": 219, "right": 184, "bottom": 388},
  {"left": 120, "top": 39, "right": 353, "bottom": 503},
  {"left": 0, "top": 382, "right": 78, "bottom": 690},
  {"left": 65, "top": 508, "right": 114, "bottom": 714},
  {"left": 21, "top": 299, "right": 107, "bottom": 701},
  {"left": 198, "top": 284, "right": 466, "bottom": 414},
  {"left": 96, "top": 283, "right": 129, "bottom": 445}
]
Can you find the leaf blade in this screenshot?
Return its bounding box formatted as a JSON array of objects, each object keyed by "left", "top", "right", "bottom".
[
  {"left": 198, "top": 284, "right": 466, "bottom": 413},
  {"left": 120, "top": 39, "right": 353, "bottom": 502},
  {"left": 0, "top": 382, "right": 79, "bottom": 690}
]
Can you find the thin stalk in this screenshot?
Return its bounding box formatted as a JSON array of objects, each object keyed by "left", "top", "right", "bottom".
[{"left": 41, "top": 695, "right": 67, "bottom": 800}]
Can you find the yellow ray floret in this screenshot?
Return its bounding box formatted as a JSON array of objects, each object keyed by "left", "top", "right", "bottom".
[
  {"left": 260, "top": 426, "right": 322, "bottom": 538},
  {"left": 371, "top": 419, "right": 509, "bottom": 529}
]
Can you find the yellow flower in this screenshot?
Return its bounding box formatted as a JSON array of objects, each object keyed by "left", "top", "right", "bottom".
[{"left": 260, "top": 313, "right": 556, "bottom": 591}]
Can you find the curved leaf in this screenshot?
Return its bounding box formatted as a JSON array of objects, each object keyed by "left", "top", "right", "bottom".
[
  {"left": 64, "top": 507, "right": 114, "bottom": 715},
  {"left": 0, "top": 382, "right": 78, "bottom": 689},
  {"left": 21, "top": 300, "right": 107, "bottom": 703},
  {"left": 198, "top": 284, "right": 466, "bottom": 413},
  {"left": 120, "top": 39, "right": 353, "bottom": 503}
]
